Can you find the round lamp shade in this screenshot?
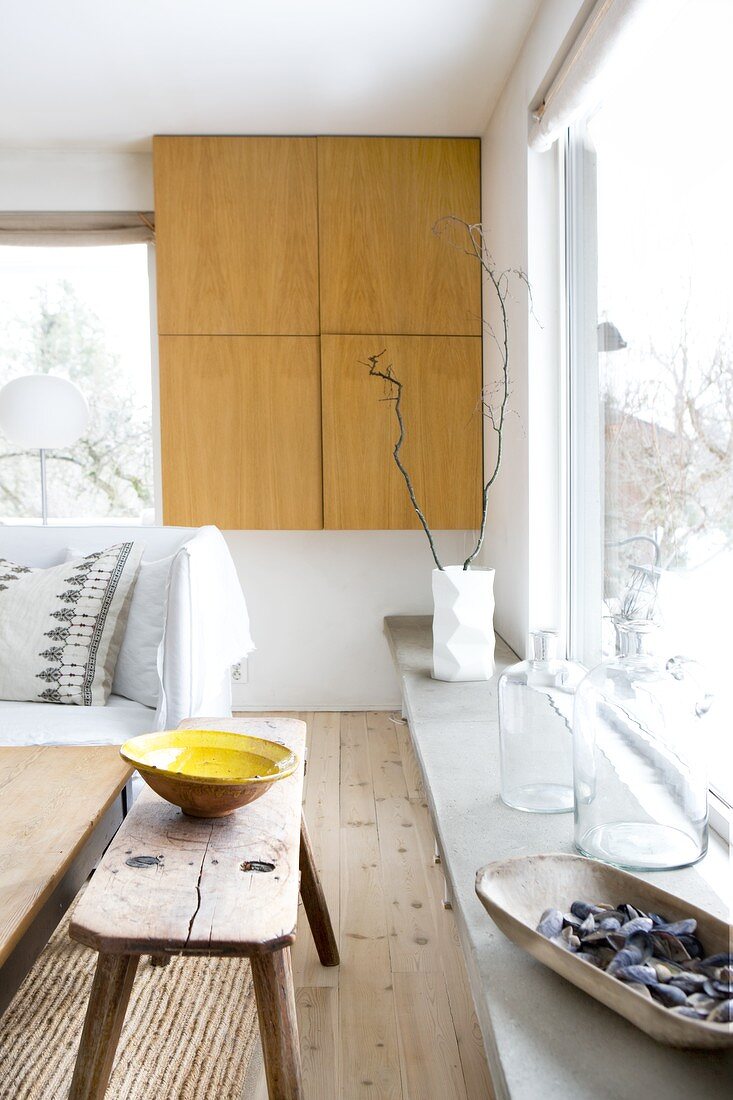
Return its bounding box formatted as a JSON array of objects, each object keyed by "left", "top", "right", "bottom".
[{"left": 0, "top": 374, "right": 89, "bottom": 449}]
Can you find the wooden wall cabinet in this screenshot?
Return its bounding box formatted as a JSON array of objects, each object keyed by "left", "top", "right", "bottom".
[
  {"left": 154, "top": 136, "right": 319, "bottom": 335},
  {"left": 317, "top": 137, "right": 481, "bottom": 336},
  {"left": 160, "top": 336, "right": 323, "bottom": 529},
  {"left": 154, "top": 135, "right": 482, "bottom": 530},
  {"left": 321, "top": 335, "right": 482, "bottom": 529}
]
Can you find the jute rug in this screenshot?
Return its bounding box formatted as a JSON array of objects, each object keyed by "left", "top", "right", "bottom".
[{"left": 0, "top": 895, "right": 263, "bottom": 1099}]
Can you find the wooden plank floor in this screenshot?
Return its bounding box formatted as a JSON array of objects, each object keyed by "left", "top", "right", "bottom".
[{"left": 243, "top": 711, "right": 494, "bottom": 1100}]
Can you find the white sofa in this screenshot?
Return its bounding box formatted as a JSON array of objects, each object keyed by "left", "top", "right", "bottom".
[{"left": 0, "top": 524, "right": 253, "bottom": 749}]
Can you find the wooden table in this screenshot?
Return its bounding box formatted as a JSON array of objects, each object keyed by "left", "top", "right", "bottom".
[
  {"left": 68, "top": 717, "right": 339, "bottom": 1100},
  {"left": 0, "top": 745, "right": 133, "bottom": 1018}
]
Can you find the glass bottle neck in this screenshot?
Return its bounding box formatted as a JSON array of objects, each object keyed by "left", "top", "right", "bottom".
[
  {"left": 613, "top": 620, "right": 656, "bottom": 657},
  {"left": 529, "top": 630, "right": 558, "bottom": 664}
]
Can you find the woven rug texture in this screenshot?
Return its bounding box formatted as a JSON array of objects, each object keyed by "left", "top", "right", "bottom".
[{"left": 0, "top": 898, "right": 262, "bottom": 1099}]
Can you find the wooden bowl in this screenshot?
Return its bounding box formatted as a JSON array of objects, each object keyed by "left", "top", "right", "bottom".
[
  {"left": 120, "top": 729, "right": 298, "bottom": 818},
  {"left": 475, "top": 853, "right": 733, "bottom": 1049}
]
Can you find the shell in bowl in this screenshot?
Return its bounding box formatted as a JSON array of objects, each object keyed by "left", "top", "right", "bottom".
[
  {"left": 475, "top": 853, "right": 733, "bottom": 1049},
  {"left": 120, "top": 728, "right": 299, "bottom": 818}
]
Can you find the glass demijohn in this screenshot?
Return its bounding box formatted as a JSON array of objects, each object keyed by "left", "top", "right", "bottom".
[
  {"left": 573, "top": 620, "right": 710, "bottom": 871},
  {"left": 499, "top": 631, "right": 585, "bottom": 813}
]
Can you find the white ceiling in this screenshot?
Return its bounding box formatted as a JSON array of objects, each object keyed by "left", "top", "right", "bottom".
[{"left": 0, "top": 1, "right": 541, "bottom": 152}]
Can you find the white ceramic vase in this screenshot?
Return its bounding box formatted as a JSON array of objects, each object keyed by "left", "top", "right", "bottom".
[{"left": 432, "top": 566, "right": 496, "bottom": 682}]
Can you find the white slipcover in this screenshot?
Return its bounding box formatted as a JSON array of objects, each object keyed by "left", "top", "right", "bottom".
[
  {"left": 0, "top": 524, "right": 253, "bottom": 746},
  {"left": 0, "top": 694, "right": 156, "bottom": 746}
]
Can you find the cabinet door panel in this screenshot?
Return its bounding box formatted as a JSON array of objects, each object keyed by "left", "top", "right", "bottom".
[
  {"left": 322, "top": 335, "right": 482, "bottom": 530},
  {"left": 318, "top": 137, "right": 481, "bottom": 336},
  {"left": 154, "top": 137, "right": 319, "bottom": 335},
  {"left": 161, "top": 336, "right": 322, "bottom": 529}
]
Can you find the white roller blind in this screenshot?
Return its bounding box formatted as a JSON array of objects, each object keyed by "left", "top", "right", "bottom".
[
  {"left": 0, "top": 211, "right": 154, "bottom": 246},
  {"left": 529, "top": 0, "right": 657, "bottom": 151}
]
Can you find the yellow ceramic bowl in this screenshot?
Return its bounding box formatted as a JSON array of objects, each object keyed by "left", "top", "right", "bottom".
[{"left": 120, "top": 729, "right": 299, "bottom": 818}]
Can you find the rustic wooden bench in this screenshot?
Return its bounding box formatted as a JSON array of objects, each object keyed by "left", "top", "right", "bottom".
[{"left": 67, "top": 717, "right": 338, "bottom": 1100}]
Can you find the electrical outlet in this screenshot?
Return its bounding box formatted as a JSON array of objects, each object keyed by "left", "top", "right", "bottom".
[{"left": 231, "top": 658, "right": 248, "bottom": 684}]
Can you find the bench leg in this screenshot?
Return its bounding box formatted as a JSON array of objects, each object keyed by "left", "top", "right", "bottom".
[
  {"left": 299, "top": 813, "right": 339, "bottom": 967},
  {"left": 68, "top": 952, "right": 138, "bottom": 1100},
  {"left": 251, "top": 947, "right": 303, "bottom": 1100}
]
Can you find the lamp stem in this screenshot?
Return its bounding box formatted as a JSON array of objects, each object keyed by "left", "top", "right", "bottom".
[{"left": 39, "top": 447, "right": 48, "bottom": 526}]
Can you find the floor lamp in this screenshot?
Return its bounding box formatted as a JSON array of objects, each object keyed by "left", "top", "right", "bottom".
[{"left": 0, "top": 374, "right": 90, "bottom": 525}]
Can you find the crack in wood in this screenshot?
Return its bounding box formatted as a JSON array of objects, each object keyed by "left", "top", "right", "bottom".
[{"left": 184, "top": 822, "right": 214, "bottom": 948}]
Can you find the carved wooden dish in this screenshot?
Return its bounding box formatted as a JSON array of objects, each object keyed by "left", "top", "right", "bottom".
[{"left": 475, "top": 853, "right": 733, "bottom": 1049}]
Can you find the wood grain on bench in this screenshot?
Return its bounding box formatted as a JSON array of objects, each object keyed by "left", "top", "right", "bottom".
[{"left": 70, "top": 718, "right": 306, "bottom": 957}]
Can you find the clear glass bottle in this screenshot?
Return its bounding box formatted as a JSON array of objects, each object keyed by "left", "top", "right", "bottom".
[
  {"left": 573, "top": 619, "right": 711, "bottom": 871},
  {"left": 499, "top": 630, "right": 584, "bottom": 812}
]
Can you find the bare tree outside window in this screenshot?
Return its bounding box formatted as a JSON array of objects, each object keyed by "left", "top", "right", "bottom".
[
  {"left": 0, "top": 245, "right": 154, "bottom": 521},
  {"left": 602, "top": 317, "right": 733, "bottom": 604},
  {"left": 575, "top": 0, "right": 733, "bottom": 804}
]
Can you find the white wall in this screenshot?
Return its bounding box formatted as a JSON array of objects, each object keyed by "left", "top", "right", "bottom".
[
  {"left": 0, "top": 150, "right": 477, "bottom": 708},
  {"left": 226, "top": 530, "right": 476, "bottom": 708},
  {"left": 479, "top": 0, "right": 590, "bottom": 657},
  {"left": 0, "top": 151, "right": 154, "bottom": 210}
]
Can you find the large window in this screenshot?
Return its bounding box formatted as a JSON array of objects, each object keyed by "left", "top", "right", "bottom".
[
  {"left": 0, "top": 243, "right": 154, "bottom": 523},
  {"left": 567, "top": 0, "right": 732, "bottom": 810}
]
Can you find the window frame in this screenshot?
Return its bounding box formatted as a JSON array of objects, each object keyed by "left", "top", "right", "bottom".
[
  {"left": 0, "top": 238, "right": 158, "bottom": 526},
  {"left": 147, "top": 240, "right": 163, "bottom": 525},
  {"left": 565, "top": 120, "right": 603, "bottom": 669},
  {"left": 563, "top": 122, "right": 732, "bottom": 844}
]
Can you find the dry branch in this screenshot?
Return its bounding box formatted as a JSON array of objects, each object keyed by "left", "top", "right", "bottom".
[{"left": 364, "top": 217, "right": 530, "bottom": 570}]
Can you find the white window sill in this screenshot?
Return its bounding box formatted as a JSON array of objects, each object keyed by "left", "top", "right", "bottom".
[{"left": 386, "top": 615, "right": 731, "bottom": 1100}]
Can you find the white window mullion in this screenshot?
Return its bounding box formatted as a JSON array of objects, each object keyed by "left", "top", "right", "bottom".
[{"left": 567, "top": 121, "right": 603, "bottom": 668}]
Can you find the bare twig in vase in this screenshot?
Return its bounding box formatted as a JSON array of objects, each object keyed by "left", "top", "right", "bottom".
[
  {"left": 362, "top": 352, "right": 444, "bottom": 570},
  {"left": 364, "top": 217, "right": 530, "bottom": 571}
]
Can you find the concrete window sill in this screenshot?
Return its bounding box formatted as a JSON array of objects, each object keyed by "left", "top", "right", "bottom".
[{"left": 385, "top": 615, "right": 732, "bottom": 1100}]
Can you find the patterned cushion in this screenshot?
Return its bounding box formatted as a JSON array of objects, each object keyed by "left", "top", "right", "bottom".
[{"left": 0, "top": 542, "right": 142, "bottom": 706}]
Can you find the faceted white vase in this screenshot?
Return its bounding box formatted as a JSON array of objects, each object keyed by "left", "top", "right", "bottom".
[{"left": 432, "top": 566, "right": 496, "bottom": 682}]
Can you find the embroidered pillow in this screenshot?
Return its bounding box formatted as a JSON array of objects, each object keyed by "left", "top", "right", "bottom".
[
  {"left": 65, "top": 546, "right": 172, "bottom": 710},
  {"left": 0, "top": 542, "right": 143, "bottom": 706}
]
